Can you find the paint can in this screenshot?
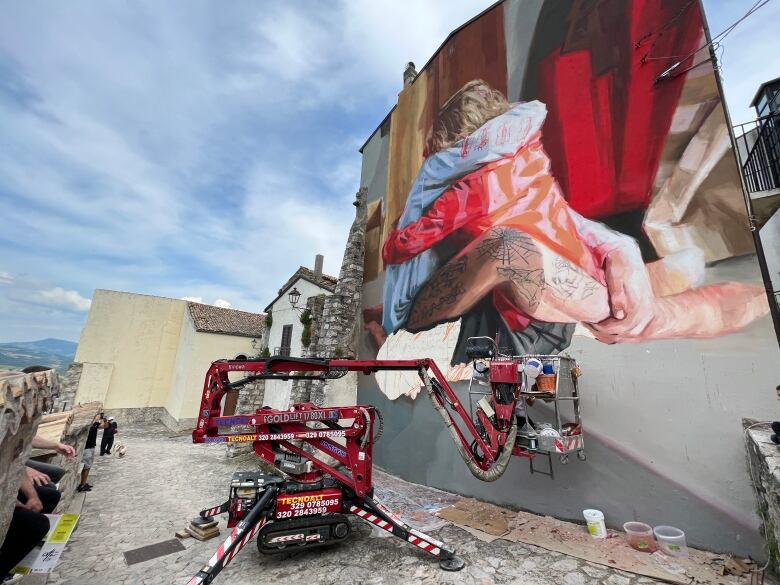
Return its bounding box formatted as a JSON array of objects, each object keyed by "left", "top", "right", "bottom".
[{"left": 583, "top": 509, "right": 607, "bottom": 538}]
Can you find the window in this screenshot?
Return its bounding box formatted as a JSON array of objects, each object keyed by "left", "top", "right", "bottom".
[
  {"left": 757, "top": 93, "right": 769, "bottom": 117},
  {"left": 279, "top": 324, "right": 293, "bottom": 357}
]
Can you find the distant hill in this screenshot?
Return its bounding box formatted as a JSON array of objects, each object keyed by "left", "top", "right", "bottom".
[{"left": 0, "top": 338, "right": 77, "bottom": 373}]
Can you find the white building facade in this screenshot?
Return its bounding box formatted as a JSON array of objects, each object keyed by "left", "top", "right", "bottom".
[{"left": 262, "top": 255, "right": 337, "bottom": 409}]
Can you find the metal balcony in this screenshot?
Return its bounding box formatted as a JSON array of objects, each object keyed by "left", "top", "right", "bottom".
[{"left": 734, "top": 111, "right": 780, "bottom": 195}]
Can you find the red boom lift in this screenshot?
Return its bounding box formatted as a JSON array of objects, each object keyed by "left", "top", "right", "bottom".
[{"left": 187, "top": 338, "right": 575, "bottom": 584}]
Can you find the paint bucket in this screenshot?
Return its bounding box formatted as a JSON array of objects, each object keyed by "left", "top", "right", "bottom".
[
  {"left": 653, "top": 525, "right": 688, "bottom": 557},
  {"left": 583, "top": 509, "right": 607, "bottom": 538},
  {"left": 623, "top": 522, "right": 657, "bottom": 552},
  {"left": 536, "top": 374, "right": 557, "bottom": 392}
]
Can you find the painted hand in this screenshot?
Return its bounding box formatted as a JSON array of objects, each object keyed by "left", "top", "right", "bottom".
[
  {"left": 25, "top": 466, "right": 51, "bottom": 487},
  {"left": 585, "top": 241, "right": 655, "bottom": 342}
]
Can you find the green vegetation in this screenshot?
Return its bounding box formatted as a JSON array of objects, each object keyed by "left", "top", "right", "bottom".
[{"left": 300, "top": 309, "right": 312, "bottom": 348}]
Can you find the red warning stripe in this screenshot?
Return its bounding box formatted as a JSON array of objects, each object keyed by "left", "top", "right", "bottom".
[
  {"left": 349, "top": 505, "right": 392, "bottom": 531},
  {"left": 407, "top": 534, "right": 441, "bottom": 555},
  {"left": 225, "top": 518, "right": 266, "bottom": 563}
]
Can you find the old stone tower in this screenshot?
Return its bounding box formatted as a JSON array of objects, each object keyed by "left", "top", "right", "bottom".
[{"left": 292, "top": 187, "right": 367, "bottom": 406}]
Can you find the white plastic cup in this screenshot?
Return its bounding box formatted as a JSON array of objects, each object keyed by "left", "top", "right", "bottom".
[
  {"left": 653, "top": 525, "right": 688, "bottom": 557},
  {"left": 583, "top": 509, "right": 607, "bottom": 538}
]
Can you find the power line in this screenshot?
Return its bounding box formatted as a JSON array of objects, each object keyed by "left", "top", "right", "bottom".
[
  {"left": 635, "top": 0, "right": 697, "bottom": 51},
  {"left": 651, "top": 0, "right": 774, "bottom": 83}
]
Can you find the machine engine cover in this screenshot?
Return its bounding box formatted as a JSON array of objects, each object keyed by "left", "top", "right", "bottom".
[{"left": 275, "top": 487, "right": 342, "bottom": 520}]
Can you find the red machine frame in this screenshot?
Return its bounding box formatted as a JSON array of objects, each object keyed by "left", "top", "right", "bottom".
[
  {"left": 192, "top": 356, "right": 519, "bottom": 481},
  {"left": 187, "top": 353, "right": 525, "bottom": 583}
]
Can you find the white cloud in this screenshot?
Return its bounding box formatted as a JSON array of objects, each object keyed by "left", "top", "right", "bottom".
[
  {"left": 181, "top": 296, "right": 204, "bottom": 303},
  {"left": 702, "top": 0, "right": 780, "bottom": 125},
  {"left": 181, "top": 296, "right": 232, "bottom": 309},
  {"left": 0, "top": 272, "right": 13, "bottom": 285},
  {"left": 33, "top": 287, "right": 91, "bottom": 312}
]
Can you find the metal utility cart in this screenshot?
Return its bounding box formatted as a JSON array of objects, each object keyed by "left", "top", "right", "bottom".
[{"left": 467, "top": 352, "right": 586, "bottom": 479}]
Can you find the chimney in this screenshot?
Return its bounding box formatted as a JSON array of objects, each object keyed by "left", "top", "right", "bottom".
[
  {"left": 403, "top": 62, "right": 417, "bottom": 87},
  {"left": 314, "top": 254, "right": 324, "bottom": 279}
]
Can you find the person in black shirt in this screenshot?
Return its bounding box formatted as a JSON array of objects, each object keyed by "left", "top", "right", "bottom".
[
  {"left": 78, "top": 414, "right": 106, "bottom": 492},
  {"left": 100, "top": 416, "right": 118, "bottom": 456}
]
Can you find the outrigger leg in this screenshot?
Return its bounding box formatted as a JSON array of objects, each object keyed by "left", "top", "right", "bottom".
[
  {"left": 187, "top": 487, "right": 278, "bottom": 585},
  {"left": 198, "top": 500, "right": 229, "bottom": 520},
  {"left": 347, "top": 494, "right": 465, "bottom": 571}
]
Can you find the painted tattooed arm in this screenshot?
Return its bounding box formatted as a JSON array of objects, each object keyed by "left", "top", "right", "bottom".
[{"left": 568, "top": 209, "right": 655, "bottom": 338}]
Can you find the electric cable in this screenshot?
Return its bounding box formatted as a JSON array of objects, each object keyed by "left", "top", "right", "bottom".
[
  {"left": 635, "top": 0, "right": 697, "bottom": 51},
  {"left": 642, "top": 0, "right": 772, "bottom": 70},
  {"left": 372, "top": 406, "right": 384, "bottom": 443}
]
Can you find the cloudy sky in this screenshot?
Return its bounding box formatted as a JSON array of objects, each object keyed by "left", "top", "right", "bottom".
[{"left": 1, "top": 0, "right": 778, "bottom": 343}]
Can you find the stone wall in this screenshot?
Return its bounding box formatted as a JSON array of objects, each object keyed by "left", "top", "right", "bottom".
[
  {"left": 101, "top": 406, "right": 193, "bottom": 433},
  {"left": 235, "top": 380, "right": 266, "bottom": 415},
  {"left": 52, "top": 362, "right": 83, "bottom": 412},
  {"left": 306, "top": 187, "right": 367, "bottom": 407},
  {"left": 0, "top": 370, "right": 57, "bottom": 540},
  {"left": 290, "top": 293, "right": 327, "bottom": 404},
  {"left": 226, "top": 380, "right": 267, "bottom": 458},
  {"left": 744, "top": 419, "right": 778, "bottom": 571}
]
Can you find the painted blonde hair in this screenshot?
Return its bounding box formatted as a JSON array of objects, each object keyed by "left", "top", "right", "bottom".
[{"left": 425, "top": 79, "right": 511, "bottom": 155}]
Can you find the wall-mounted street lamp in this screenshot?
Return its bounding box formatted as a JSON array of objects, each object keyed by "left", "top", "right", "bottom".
[{"left": 288, "top": 287, "right": 303, "bottom": 314}]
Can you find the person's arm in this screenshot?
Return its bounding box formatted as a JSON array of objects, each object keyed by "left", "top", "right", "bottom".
[
  {"left": 32, "top": 435, "right": 76, "bottom": 459},
  {"left": 18, "top": 473, "right": 43, "bottom": 513},
  {"left": 383, "top": 180, "right": 484, "bottom": 265}
]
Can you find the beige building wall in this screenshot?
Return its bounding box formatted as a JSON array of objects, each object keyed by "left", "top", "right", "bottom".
[
  {"left": 166, "top": 313, "right": 257, "bottom": 421},
  {"left": 72, "top": 362, "right": 114, "bottom": 404},
  {"left": 74, "top": 290, "right": 186, "bottom": 410}
]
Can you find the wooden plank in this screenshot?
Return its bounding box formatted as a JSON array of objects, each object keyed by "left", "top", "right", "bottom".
[
  {"left": 185, "top": 527, "right": 220, "bottom": 541},
  {"left": 437, "top": 498, "right": 512, "bottom": 536}
]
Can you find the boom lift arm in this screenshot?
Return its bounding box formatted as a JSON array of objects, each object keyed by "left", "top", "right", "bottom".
[
  {"left": 193, "top": 355, "right": 517, "bottom": 483},
  {"left": 188, "top": 343, "right": 534, "bottom": 583}
]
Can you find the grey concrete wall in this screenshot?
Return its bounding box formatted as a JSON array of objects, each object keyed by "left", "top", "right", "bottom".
[
  {"left": 359, "top": 369, "right": 768, "bottom": 557},
  {"left": 357, "top": 259, "right": 780, "bottom": 558},
  {"left": 760, "top": 209, "right": 780, "bottom": 309},
  {"left": 360, "top": 127, "right": 389, "bottom": 205}
]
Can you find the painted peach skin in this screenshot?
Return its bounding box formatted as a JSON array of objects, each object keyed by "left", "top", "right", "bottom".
[{"left": 379, "top": 130, "right": 769, "bottom": 345}]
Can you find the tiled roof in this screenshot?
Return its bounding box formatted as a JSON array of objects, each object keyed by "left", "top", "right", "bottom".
[
  {"left": 187, "top": 302, "right": 265, "bottom": 338},
  {"left": 277, "top": 267, "right": 338, "bottom": 296}
]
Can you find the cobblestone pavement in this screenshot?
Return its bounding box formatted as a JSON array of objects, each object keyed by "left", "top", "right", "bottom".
[{"left": 47, "top": 422, "right": 665, "bottom": 585}]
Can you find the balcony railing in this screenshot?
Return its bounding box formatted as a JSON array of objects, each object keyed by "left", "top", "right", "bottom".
[
  {"left": 734, "top": 111, "right": 780, "bottom": 194},
  {"left": 273, "top": 346, "right": 291, "bottom": 357}
]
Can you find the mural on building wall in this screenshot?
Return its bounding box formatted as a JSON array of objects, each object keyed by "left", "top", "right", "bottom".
[{"left": 361, "top": 0, "right": 770, "bottom": 395}]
